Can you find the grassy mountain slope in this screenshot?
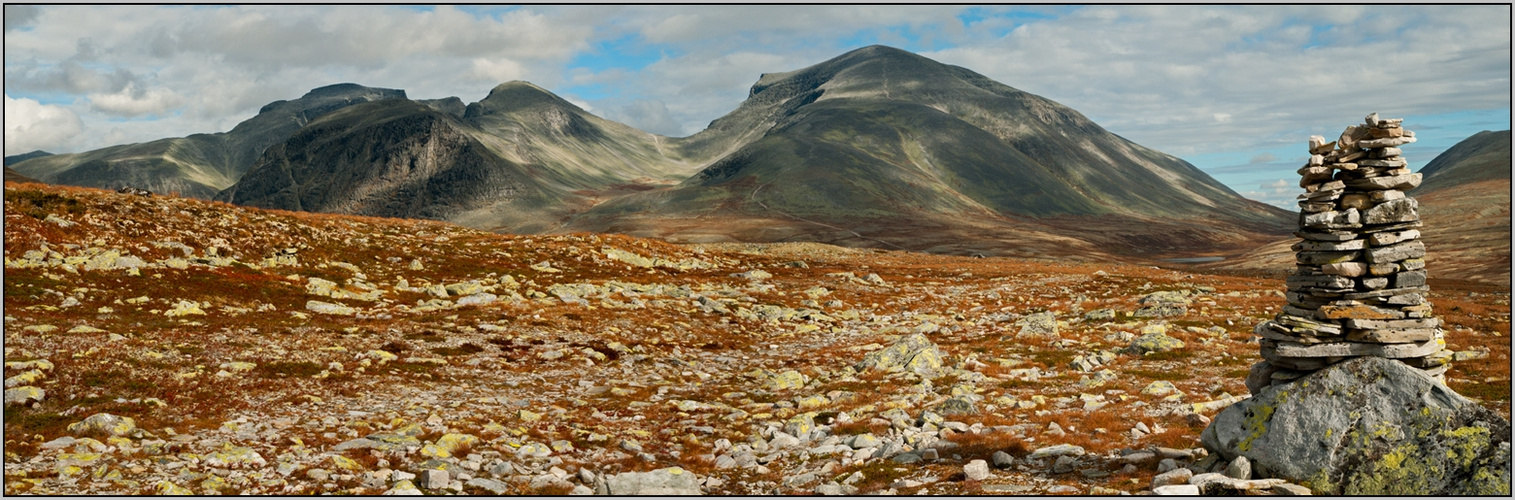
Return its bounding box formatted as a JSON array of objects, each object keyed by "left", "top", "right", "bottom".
[
  {"left": 567, "top": 45, "right": 1291, "bottom": 257},
  {"left": 1418, "top": 130, "right": 1511, "bottom": 192}
]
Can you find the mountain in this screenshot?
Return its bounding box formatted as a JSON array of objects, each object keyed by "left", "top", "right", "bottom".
[
  {"left": 1418, "top": 130, "right": 1511, "bottom": 192},
  {"left": 18, "top": 45, "right": 1296, "bottom": 260},
  {"left": 1415, "top": 130, "right": 1511, "bottom": 284},
  {"left": 1210, "top": 130, "right": 1510, "bottom": 285},
  {"left": 565, "top": 45, "right": 1292, "bottom": 258},
  {"left": 3, "top": 167, "right": 39, "bottom": 184},
  {"left": 7, "top": 84, "right": 406, "bottom": 198},
  {"left": 218, "top": 81, "right": 702, "bottom": 233},
  {"left": 4, "top": 150, "right": 52, "bottom": 166}
]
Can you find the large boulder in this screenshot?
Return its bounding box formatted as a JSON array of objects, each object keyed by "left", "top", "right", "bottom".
[
  {"left": 1201, "top": 357, "right": 1510, "bottom": 495},
  {"left": 854, "top": 333, "right": 943, "bottom": 376}
]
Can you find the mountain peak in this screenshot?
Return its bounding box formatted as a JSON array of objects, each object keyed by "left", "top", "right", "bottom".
[{"left": 300, "top": 83, "right": 406, "bottom": 100}]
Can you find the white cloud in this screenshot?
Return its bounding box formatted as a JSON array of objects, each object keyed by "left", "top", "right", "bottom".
[
  {"left": 88, "top": 83, "right": 184, "bottom": 117},
  {"left": 468, "top": 58, "right": 526, "bottom": 85},
  {"left": 4, "top": 94, "right": 84, "bottom": 155}
]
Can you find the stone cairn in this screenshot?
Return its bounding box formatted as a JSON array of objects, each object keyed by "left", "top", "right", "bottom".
[{"left": 1249, "top": 113, "right": 1451, "bottom": 393}]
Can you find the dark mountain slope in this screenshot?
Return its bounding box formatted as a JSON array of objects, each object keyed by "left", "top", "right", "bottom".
[
  {"left": 216, "top": 99, "right": 567, "bottom": 233},
  {"left": 8, "top": 84, "right": 405, "bottom": 198},
  {"left": 1418, "top": 130, "right": 1511, "bottom": 193}
]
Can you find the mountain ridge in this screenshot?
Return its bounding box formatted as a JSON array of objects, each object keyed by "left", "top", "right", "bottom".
[{"left": 15, "top": 45, "right": 1292, "bottom": 260}]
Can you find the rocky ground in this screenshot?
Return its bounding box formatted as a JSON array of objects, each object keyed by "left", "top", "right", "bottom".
[{"left": 3, "top": 183, "right": 1509, "bottom": 495}]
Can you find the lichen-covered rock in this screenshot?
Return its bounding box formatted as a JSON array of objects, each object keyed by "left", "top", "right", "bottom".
[
  {"left": 1201, "top": 356, "right": 1510, "bottom": 495},
  {"left": 603, "top": 467, "right": 701, "bottom": 495},
  {"left": 934, "top": 395, "right": 979, "bottom": 415},
  {"left": 762, "top": 370, "right": 808, "bottom": 391},
  {"left": 305, "top": 300, "right": 355, "bottom": 315},
  {"left": 1125, "top": 332, "right": 1186, "bottom": 355},
  {"left": 1014, "top": 311, "right": 1059, "bottom": 338},
  {"left": 1135, "top": 291, "right": 1191, "bottom": 318},
  {"left": 4, "top": 386, "right": 45, "bottom": 406},
  {"left": 163, "top": 300, "right": 206, "bottom": 317},
  {"left": 68, "top": 413, "right": 137, "bottom": 437},
  {"left": 854, "top": 333, "right": 944, "bottom": 376}
]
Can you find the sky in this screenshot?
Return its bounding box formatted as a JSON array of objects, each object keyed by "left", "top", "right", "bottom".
[{"left": 4, "top": 4, "right": 1510, "bottom": 208}]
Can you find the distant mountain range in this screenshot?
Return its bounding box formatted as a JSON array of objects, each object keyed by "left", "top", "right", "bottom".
[{"left": 10, "top": 45, "right": 1294, "bottom": 259}]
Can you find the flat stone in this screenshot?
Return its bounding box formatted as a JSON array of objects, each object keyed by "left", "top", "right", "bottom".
[
  {"left": 1286, "top": 273, "right": 1354, "bottom": 289},
  {"left": 1317, "top": 304, "right": 1403, "bottom": 320},
  {"left": 1263, "top": 337, "right": 1441, "bottom": 358},
  {"left": 1362, "top": 198, "right": 1418, "bottom": 224},
  {"left": 1364, "top": 241, "right": 1425, "bottom": 264},
  {"left": 1345, "top": 172, "right": 1421, "bottom": 190},
  {"left": 1368, "top": 229, "right": 1419, "bottom": 246},
  {"left": 1189, "top": 473, "right": 1287, "bottom": 494},
  {"left": 1272, "top": 483, "right": 1313, "bottom": 495},
  {"left": 1295, "top": 231, "right": 1358, "bottom": 242},
  {"left": 1345, "top": 328, "right": 1437, "bottom": 344},
  {"left": 1299, "top": 209, "right": 1360, "bottom": 230},
  {"left": 1027, "top": 444, "right": 1085, "bottom": 460},
  {"left": 1393, "top": 270, "right": 1427, "bottom": 288},
  {"left": 1295, "top": 251, "right": 1360, "bottom": 266},
  {"left": 1152, "top": 467, "right": 1193, "bottom": 488},
  {"left": 1153, "top": 484, "right": 1201, "bottom": 495},
  {"left": 1294, "top": 239, "right": 1365, "bottom": 251},
  {"left": 1357, "top": 136, "right": 1417, "bottom": 148},
  {"left": 1342, "top": 317, "right": 1439, "bottom": 330}
]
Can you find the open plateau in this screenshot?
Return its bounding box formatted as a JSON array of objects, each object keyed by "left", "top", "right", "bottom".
[{"left": 2, "top": 45, "right": 1509, "bottom": 496}]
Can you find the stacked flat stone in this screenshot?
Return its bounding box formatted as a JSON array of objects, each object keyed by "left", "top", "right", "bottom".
[{"left": 1251, "top": 113, "right": 1452, "bottom": 389}]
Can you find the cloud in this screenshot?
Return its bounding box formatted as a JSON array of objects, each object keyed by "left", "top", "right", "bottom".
[
  {"left": 1249, "top": 153, "right": 1277, "bottom": 164},
  {"left": 3, "top": 5, "right": 40, "bottom": 32},
  {"left": 603, "top": 99, "right": 680, "bottom": 136},
  {"left": 5, "top": 94, "right": 84, "bottom": 155},
  {"left": 89, "top": 83, "right": 184, "bottom": 117}
]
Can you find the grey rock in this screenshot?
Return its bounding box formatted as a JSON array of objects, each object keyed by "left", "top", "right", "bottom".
[
  {"left": 1052, "top": 455, "right": 1078, "bottom": 473},
  {"left": 992, "top": 450, "right": 1015, "bottom": 468},
  {"left": 1015, "top": 311, "right": 1059, "bottom": 338},
  {"left": 1027, "top": 444, "right": 1084, "bottom": 460},
  {"left": 1363, "top": 198, "right": 1418, "bottom": 224},
  {"left": 934, "top": 395, "right": 978, "bottom": 416},
  {"left": 853, "top": 333, "right": 943, "bottom": 376},
  {"left": 964, "top": 459, "right": 991, "bottom": 481},
  {"left": 1152, "top": 467, "right": 1192, "bottom": 488},
  {"left": 603, "top": 467, "right": 702, "bottom": 495},
  {"left": 1364, "top": 240, "right": 1425, "bottom": 264},
  {"left": 465, "top": 477, "right": 509, "bottom": 494},
  {"left": 815, "top": 482, "right": 857, "bottom": 495},
  {"left": 891, "top": 452, "right": 922, "bottom": 464},
  {"left": 1201, "top": 357, "right": 1511, "bottom": 495},
  {"left": 1272, "top": 483, "right": 1313, "bottom": 495},
  {"left": 1152, "top": 484, "right": 1200, "bottom": 495},
  {"left": 1299, "top": 209, "right": 1360, "bottom": 230},
  {"left": 1156, "top": 458, "right": 1179, "bottom": 473},
  {"left": 419, "top": 470, "right": 449, "bottom": 490},
  {"left": 1224, "top": 455, "right": 1252, "bottom": 480}
]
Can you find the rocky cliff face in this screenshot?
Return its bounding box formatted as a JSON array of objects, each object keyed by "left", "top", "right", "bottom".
[{"left": 217, "top": 99, "right": 564, "bottom": 232}]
